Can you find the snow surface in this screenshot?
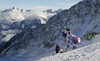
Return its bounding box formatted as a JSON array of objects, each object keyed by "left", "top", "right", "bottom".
[
  {"left": 38, "top": 35, "right": 100, "bottom": 61},
  {"left": 1, "top": 34, "right": 15, "bottom": 42},
  {"left": 0, "top": 30, "right": 20, "bottom": 42},
  {"left": 0, "top": 35, "right": 100, "bottom": 61}
]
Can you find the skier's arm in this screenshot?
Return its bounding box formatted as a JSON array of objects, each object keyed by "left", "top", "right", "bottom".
[
  {"left": 66, "top": 28, "right": 70, "bottom": 31},
  {"left": 64, "top": 27, "right": 70, "bottom": 31}
]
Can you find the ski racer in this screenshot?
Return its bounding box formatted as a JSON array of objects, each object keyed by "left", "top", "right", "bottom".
[{"left": 63, "top": 27, "right": 81, "bottom": 50}]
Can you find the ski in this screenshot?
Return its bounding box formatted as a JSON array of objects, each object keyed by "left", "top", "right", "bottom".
[
  {"left": 52, "top": 54, "right": 56, "bottom": 55},
  {"left": 60, "top": 51, "right": 68, "bottom": 53}
]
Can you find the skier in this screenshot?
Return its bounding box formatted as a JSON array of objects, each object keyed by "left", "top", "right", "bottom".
[
  {"left": 55, "top": 44, "right": 60, "bottom": 54},
  {"left": 63, "top": 27, "right": 81, "bottom": 50}
]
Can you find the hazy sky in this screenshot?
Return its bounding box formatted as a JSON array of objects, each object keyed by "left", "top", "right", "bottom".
[{"left": 0, "top": 0, "right": 82, "bottom": 10}]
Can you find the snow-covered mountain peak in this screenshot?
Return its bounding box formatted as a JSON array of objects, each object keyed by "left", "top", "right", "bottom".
[
  {"left": 11, "top": 6, "right": 18, "bottom": 11},
  {"left": 12, "top": 6, "right": 17, "bottom": 10},
  {"left": 0, "top": 7, "right": 31, "bottom": 13}
]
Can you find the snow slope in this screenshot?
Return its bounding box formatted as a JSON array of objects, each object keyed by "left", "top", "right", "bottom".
[
  {"left": 38, "top": 35, "right": 100, "bottom": 61},
  {"left": 0, "top": 35, "right": 100, "bottom": 61}
]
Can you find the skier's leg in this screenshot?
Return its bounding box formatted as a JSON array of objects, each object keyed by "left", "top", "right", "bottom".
[
  {"left": 56, "top": 50, "right": 58, "bottom": 53},
  {"left": 65, "top": 45, "right": 69, "bottom": 51},
  {"left": 72, "top": 43, "right": 77, "bottom": 49}
]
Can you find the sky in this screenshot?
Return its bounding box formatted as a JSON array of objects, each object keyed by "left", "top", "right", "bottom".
[{"left": 0, "top": 0, "right": 82, "bottom": 10}]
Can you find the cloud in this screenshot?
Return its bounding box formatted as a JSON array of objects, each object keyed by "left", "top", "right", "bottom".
[{"left": 33, "top": 6, "right": 53, "bottom": 10}]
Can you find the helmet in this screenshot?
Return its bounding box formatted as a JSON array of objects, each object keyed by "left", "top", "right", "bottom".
[{"left": 64, "top": 27, "right": 66, "bottom": 29}]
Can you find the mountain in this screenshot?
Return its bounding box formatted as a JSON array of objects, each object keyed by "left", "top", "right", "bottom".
[
  {"left": 0, "top": 7, "right": 59, "bottom": 42},
  {"left": 0, "top": 0, "right": 100, "bottom": 60}
]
